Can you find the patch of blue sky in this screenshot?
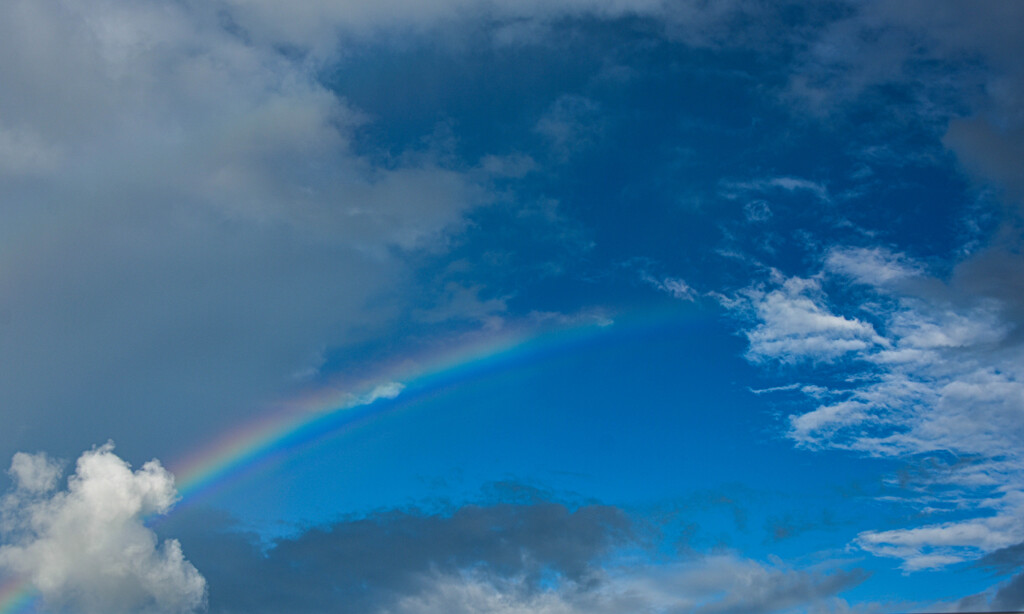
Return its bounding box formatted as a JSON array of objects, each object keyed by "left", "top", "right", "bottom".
[{"left": 208, "top": 311, "right": 888, "bottom": 544}]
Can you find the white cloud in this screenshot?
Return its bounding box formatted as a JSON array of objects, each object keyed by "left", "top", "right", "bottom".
[
  {"left": 0, "top": 444, "right": 205, "bottom": 614},
  {"left": 824, "top": 247, "right": 922, "bottom": 286},
  {"left": 381, "top": 554, "right": 864, "bottom": 614},
  {"left": 856, "top": 508, "right": 1024, "bottom": 571},
  {"left": 643, "top": 274, "right": 698, "bottom": 301},
  {"left": 354, "top": 382, "right": 406, "bottom": 407},
  {"left": 740, "top": 276, "right": 884, "bottom": 364},
  {"left": 729, "top": 247, "right": 1024, "bottom": 570},
  {"left": 7, "top": 452, "right": 62, "bottom": 494}
]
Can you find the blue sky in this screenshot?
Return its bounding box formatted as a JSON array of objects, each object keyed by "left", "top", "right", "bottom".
[{"left": 2, "top": 1, "right": 1024, "bottom": 613}]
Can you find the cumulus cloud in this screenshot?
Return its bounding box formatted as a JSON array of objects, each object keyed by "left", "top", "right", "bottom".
[
  {"left": 727, "top": 246, "right": 1024, "bottom": 570},
  {"left": 0, "top": 444, "right": 205, "bottom": 614},
  {"left": 7, "top": 452, "right": 62, "bottom": 494}
]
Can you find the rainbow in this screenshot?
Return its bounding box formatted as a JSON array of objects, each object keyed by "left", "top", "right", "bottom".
[
  {"left": 167, "top": 304, "right": 697, "bottom": 502},
  {"left": 168, "top": 312, "right": 626, "bottom": 501},
  {"left": 0, "top": 577, "right": 35, "bottom": 614},
  {"left": 0, "top": 304, "right": 700, "bottom": 614}
]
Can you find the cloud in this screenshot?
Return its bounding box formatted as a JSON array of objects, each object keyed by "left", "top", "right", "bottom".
[
  {"left": 726, "top": 246, "right": 1024, "bottom": 570},
  {"left": 823, "top": 247, "right": 923, "bottom": 287},
  {"left": 206, "top": 0, "right": 672, "bottom": 54},
  {"left": 158, "top": 500, "right": 631, "bottom": 613},
  {"left": 0, "top": 0, "right": 497, "bottom": 462},
  {"left": 158, "top": 501, "right": 865, "bottom": 614},
  {"left": 643, "top": 274, "right": 698, "bottom": 302},
  {"left": 535, "top": 94, "right": 605, "bottom": 160},
  {"left": 721, "top": 177, "right": 832, "bottom": 205},
  {"left": 737, "top": 275, "right": 884, "bottom": 364},
  {"left": 0, "top": 444, "right": 205, "bottom": 614},
  {"left": 944, "top": 541, "right": 1024, "bottom": 612},
  {"left": 783, "top": 1, "right": 1024, "bottom": 208},
  {"left": 354, "top": 382, "right": 406, "bottom": 406},
  {"left": 7, "top": 452, "right": 62, "bottom": 494},
  {"left": 381, "top": 556, "right": 867, "bottom": 614}
]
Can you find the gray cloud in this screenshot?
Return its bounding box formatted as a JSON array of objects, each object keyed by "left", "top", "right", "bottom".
[
  {"left": 785, "top": 1, "right": 1024, "bottom": 209},
  {"left": 157, "top": 499, "right": 865, "bottom": 614},
  {"left": 946, "top": 119, "right": 1024, "bottom": 206},
  {"left": 0, "top": 0, "right": 496, "bottom": 464},
  {"left": 160, "top": 500, "right": 631, "bottom": 614},
  {"left": 977, "top": 540, "right": 1024, "bottom": 575}
]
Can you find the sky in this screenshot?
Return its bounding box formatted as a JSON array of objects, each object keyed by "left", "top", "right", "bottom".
[{"left": 2, "top": 1, "right": 1024, "bottom": 612}]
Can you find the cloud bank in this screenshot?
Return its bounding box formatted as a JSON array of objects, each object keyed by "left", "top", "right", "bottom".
[{"left": 158, "top": 500, "right": 865, "bottom": 614}]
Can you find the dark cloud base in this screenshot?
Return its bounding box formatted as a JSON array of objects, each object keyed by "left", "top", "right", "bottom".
[{"left": 157, "top": 499, "right": 631, "bottom": 614}]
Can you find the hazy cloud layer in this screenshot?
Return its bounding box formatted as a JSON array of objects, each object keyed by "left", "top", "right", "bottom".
[{"left": 0, "top": 445, "right": 204, "bottom": 614}]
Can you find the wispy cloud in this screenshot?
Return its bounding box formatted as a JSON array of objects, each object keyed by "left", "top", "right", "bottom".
[
  {"left": 728, "top": 246, "right": 1024, "bottom": 570},
  {"left": 720, "top": 177, "right": 832, "bottom": 205}
]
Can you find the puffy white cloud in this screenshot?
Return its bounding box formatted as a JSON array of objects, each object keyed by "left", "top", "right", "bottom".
[
  {"left": 7, "top": 452, "right": 62, "bottom": 494},
  {"left": 0, "top": 444, "right": 205, "bottom": 614}
]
